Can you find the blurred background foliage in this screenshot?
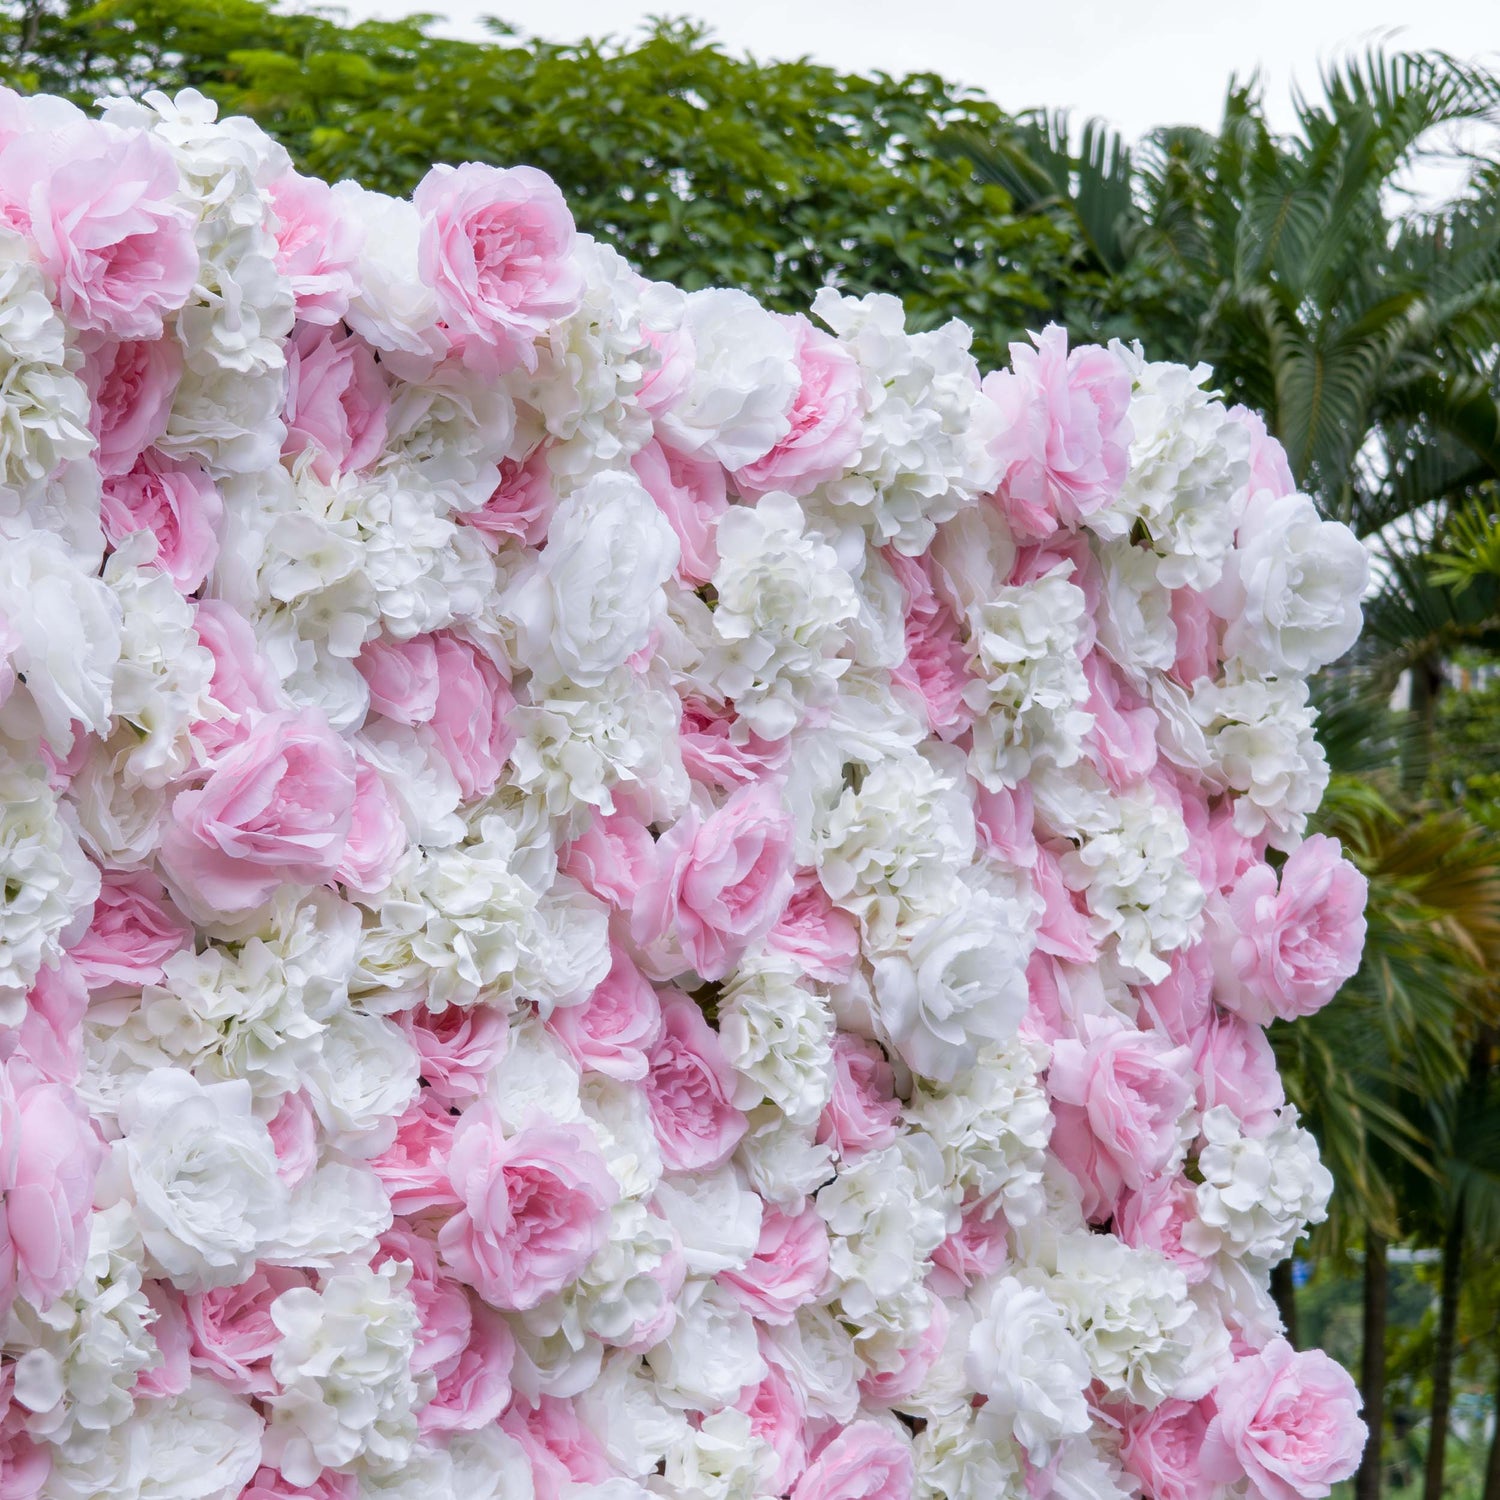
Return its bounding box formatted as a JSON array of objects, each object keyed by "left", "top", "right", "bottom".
[{"left": 6, "top": 2, "right": 1500, "bottom": 1492}]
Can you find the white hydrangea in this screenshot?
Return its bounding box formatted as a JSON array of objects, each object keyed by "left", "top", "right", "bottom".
[
  {"left": 659, "top": 1407, "right": 777, "bottom": 1500},
  {"left": 1191, "top": 669, "right": 1330, "bottom": 848},
  {"left": 906, "top": 1038, "right": 1052, "bottom": 1223},
  {"left": 1095, "top": 536, "right": 1178, "bottom": 678},
  {"left": 913, "top": 1406, "right": 1027, "bottom": 1500},
  {"left": 707, "top": 490, "right": 858, "bottom": 739},
  {"left": 718, "top": 954, "right": 835, "bottom": 1126},
  {"left": 812, "top": 287, "right": 1000, "bottom": 555},
  {"left": 0, "top": 758, "right": 99, "bottom": 1021},
  {"left": 379, "top": 364, "right": 516, "bottom": 513},
  {"left": 264, "top": 1260, "right": 425, "bottom": 1484},
  {"left": 964, "top": 564, "right": 1093, "bottom": 790},
  {"left": 1193, "top": 1103, "right": 1333, "bottom": 1266},
  {"left": 736, "top": 1104, "right": 836, "bottom": 1214},
  {"left": 1097, "top": 345, "right": 1250, "bottom": 590}
]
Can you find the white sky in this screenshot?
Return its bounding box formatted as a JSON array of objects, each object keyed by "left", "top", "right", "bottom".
[{"left": 322, "top": 0, "right": 1500, "bottom": 143}]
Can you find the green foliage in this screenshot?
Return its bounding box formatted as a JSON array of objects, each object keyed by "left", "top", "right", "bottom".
[{"left": 0, "top": 0, "right": 1070, "bottom": 369}]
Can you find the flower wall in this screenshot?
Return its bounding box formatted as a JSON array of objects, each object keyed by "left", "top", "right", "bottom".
[{"left": 0, "top": 83, "right": 1373, "bottom": 1500}]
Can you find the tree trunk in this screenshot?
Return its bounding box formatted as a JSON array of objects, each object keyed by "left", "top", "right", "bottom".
[
  {"left": 1270, "top": 1258, "right": 1300, "bottom": 1350},
  {"left": 1402, "top": 654, "right": 1443, "bottom": 795},
  {"left": 1423, "top": 1200, "right": 1466, "bottom": 1500},
  {"left": 1483, "top": 1341, "right": 1500, "bottom": 1500},
  {"left": 1356, "top": 1228, "right": 1389, "bottom": 1500}
]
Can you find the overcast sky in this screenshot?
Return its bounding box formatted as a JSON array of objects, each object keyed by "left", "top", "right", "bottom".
[{"left": 325, "top": 0, "right": 1500, "bottom": 143}]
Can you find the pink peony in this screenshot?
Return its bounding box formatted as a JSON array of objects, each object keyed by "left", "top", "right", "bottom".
[
  {"left": 887, "top": 548, "right": 973, "bottom": 741},
  {"left": 1115, "top": 1174, "right": 1213, "bottom": 1286},
  {"left": 1082, "top": 651, "right": 1158, "bottom": 788},
  {"left": 135, "top": 1281, "right": 191, "bottom": 1398},
  {"left": 68, "top": 868, "right": 190, "bottom": 994},
  {"left": 438, "top": 1104, "right": 618, "bottom": 1310},
  {"left": 398, "top": 1003, "right": 509, "bottom": 1107},
  {"left": 721, "top": 1206, "right": 830, "bottom": 1323},
  {"left": 0, "top": 122, "right": 197, "bottom": 338},
  {"left": 1032, "top": 841, "right": 1099, "bottom": 965},
  {"left": 185, "top": 1265, "right": 311, "bottom": 1397},
  {"left": 766, "top": 870, "right": 861, "bottom": 984},
  {"left": 632, "top": 780, "right": 796, "bottom": 982},
  {"left": 677, "top": 696, "right": 791, "bottom": 791},
  {"left": 1216, "top": 834, "right": 1367, "bottom": 1024},
  {"left": 1138, "top": 940, "right": 1214, "bottom": 1045},
  {"left": 643, "top": 991, "right": 748, "bottom": 1172},
  {"left": 1048, "top": 1016, "right": 1196, "bottom": 1222},
  {"left": 632, "top": 436, "right": 728, "bottom": 585},
  {"left": 191, "top": 599, "right": 282, "bottom": 760},
  {"left": 984, "top": 324, "right": 1131, "bottom": 538},
  {"left": 732, "top": 316, "right": 864, "bottom": 498},
  {"left": 818, "top": 1033, "right": 900, "bottom": 1158},
  {"left": 859, "top": 1291, "right": 950, "bottom": 1407},
  {"left": 334, "top": 757, "right": 406, "bottom": 896},
  {"left": 415, "top": 161, "right": 582, "bottom": 374},
  {"left": 1191, "top": 1009, "right": 1285, "bottom": 1136},
  {"left": 739, "top": 1362, "right": 810, "bottom": 1494},
  {"left": 266, "top": 1092, "right": 319, "bottom": 1188},
  {"left": 281, "top": 324, "right": 389, "bottom": 483},
  {"left": 560, "top": 808, "right": 656, "bottom": 912},
  {"left": 419, "top": 1298, "right": 514, "bottom": 1436},
  {"left": 356, "top": 634, "right": 440, "bottom": 723},
  {"left": 7, "top": 958, "right": 88, "bottom": 1086},
  {"left": 100, "top": 450, "right": 222, "bottom": 594},
  {"left": 376, "top": 1227, "right": 471, "bottom": 1377},
  {"left": 1201, "top": 1339, "right": 1366, "bottom": 1500},
  {"left": 928, "top": 1201, "right": 1009, "bottom": 1297},
  {"left": 460, "top": 449, "right": 558, "bottom": 550},
  {"left": 81, "top": 333, "right": 180, "bottom": 478},
  {"left": 239, "top": 1469, "right": 355, "bottom": 1500},
  {"left": 0, "top": 1062, "right": 104, "bottom": 1316},
  {"left": 1120, "top": 1398, "right": 1216, "bottom": 1500},
  {"left": 791, "top": 1420, "right": 914, "bottom": 1500},
  {"left": 159, "top": 708, "right": 357, "bottom": 920},
  {"left": 267, "top": 171, "right": 363, "bottom": 326},
  {"left": 369, "top": 1093, "right": 460, "bottom": 1214},
  {"left": 547, "top": 943, "right": 662, "bottom": 1082}
]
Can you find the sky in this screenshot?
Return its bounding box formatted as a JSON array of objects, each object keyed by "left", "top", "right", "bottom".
[{"left": 325, "top": 0, "right": 1500, "bottom": 144}]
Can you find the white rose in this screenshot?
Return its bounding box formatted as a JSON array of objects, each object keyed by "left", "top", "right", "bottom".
[
  {"left": 113, "top": 1071, "right": 289, "bottom": 1291},
  {"left": 645, "top": 1277, "right": 765, "bottom": 1411}
]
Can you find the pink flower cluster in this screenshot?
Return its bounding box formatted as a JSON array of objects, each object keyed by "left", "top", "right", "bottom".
[{"left": 0, "top": 84, "right": 1370, "bottom": 1500}]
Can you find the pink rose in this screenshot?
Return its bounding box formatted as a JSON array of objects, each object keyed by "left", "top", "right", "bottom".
[
  {"left": 1171, "top": 585, "right": 1220, "bottom": 687},
  {"left": 1032, "top": 842, "right": 1099, "bottom": 965},
  {"left": 398, "top": 1003, "right": 508, "bottom": 1106},
  {"left": 632, "top": 781, "right": 796, "bottom": 982},
  {"left": 420, "top": 1298, "right": 514, "bottom": 1436},
  {"left": 1138, "top": 941, "right": 1214, "bottom": 1045},
  {"left": 415, "top": 161, "right": 582, "bottom": 374},
  {"left": 370, "top": 1093, "right": 460, "bottom": 1214},
  {"left": 282, "top": 324, "right": 389, "bottom": 483},
  {"left": 185, "top": 1265, "right": 311, "bottom": 1397},
  {"left": 1216, "top": 835, "right": 1368, "bottom": 1024},
  {"left": 721, "top": 1206, "right": 830, "bottom": 1323},
  {"left": 560, "top": 808, "right": 656, "bottom": 912},
  {"left": 266, "top": 1092, "right": 319, "bottom": 1188},
  {"left": 644, "top": 992, "right": 748, "bottom": 1172},
  {"left": 973, "top": 783, "right": 1037, "bottom": 868},
  {"left": 1192, "top": 1009, "right": 1285, "bottom": 1136},
  {"left": 928, "top": 1201, "right": 1009, "bottom": 1298},
  {"left": 887, "top": 549, "right": 972, "bottom": 741},
  {"left": 439, "top": 1104, "right": 619, "bottom": 1310},
  {"left": 334, "top": 757, "right": 406, "bottom": 896},
  {"left": 1228, "top": 406, "right": 1296, "bottom": 520},
  {"left": 732, "top": 317, "right": 864, "bottom": 498},
  {"left": 136, "top": 1281, "right": 191, "bottom": 1398},
  {"left": 678, "top": 696, "right": 791, "bottom": 791},
  {"left": 0, "top": 1410, "right": 47, "bottom": 1500},
  {"left": 0, "top": 1062, "right": 103, "bottom": 1316},
  {"left": 239, "top": 1469, "right": 354, "bottom": 1500},
  {"left": 632, "top": 436, "right": 728, "bottom": 584},
  {"left": 984, "top": 324, "right": 1131, "bottom": 538},
  {"left": 160, "top": 708, "right": 357, "bottom": 920},
  {"left": 1048, "top": 1016, "right": 1196, "bottom": 1222},
  {"left": 0, "top": 123, "right": 197, "bottom": 337},
  {"left": 191, "top": 599, "right": 282, "bottom": 760},
  {"left": 792, "top": 1420, "right": 914, "bottom": 1500},
  {"left": 767, "top": 870, "right": 860, "bottom": 983},
  {"left": 739, "top": 1363, "right": 810, "bottom": 1494},
  {"left": 356, "top": 634, "right": 440, "bottom": 723},
  {"left": 818, "top": 1033, "right": 900, "bottom": 1158},
  {"left": 1120, "top": 1398, "right": 1216, "bottom": 1500},
  {"left": 68, "top": 869, "right": 190, "bottom": 994},
  {"left": 100, "top": 451, "right": 222, "bottom": 593},
  {"left": 1115, "top": 1175, "right": 1213, "bottom": 1286},
  {"left": 547, "top": 943, "right": 662, "bottom": 1082},
  {"left": 859, "top": 1291, "right": 949, "bottom": 1408},
  {"left": 504, "top": 1397, "right": 613, "bottom": 1500},
  {"left": 267, "top": 171, "right": 363, "bottom": 326},
  {"left": 1201, "top": 1339, "right": 1366, "bottom": 1500},
  {"left": 460, "top": 449, "right": 558, "bottom": 550},
  {"left": 81, "top": 333, "right": 180, "bottom": 478}
]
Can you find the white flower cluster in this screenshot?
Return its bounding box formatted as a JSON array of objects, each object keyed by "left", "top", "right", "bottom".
[{"left": 0, "top": 83, "right": 1369, "bottom": 1500}]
